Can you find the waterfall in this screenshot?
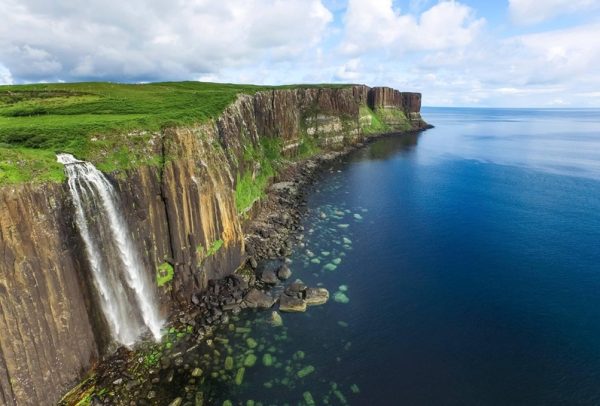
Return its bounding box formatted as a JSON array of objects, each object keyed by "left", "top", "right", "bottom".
[{"left": 57, "top": 153, "right": 163, "bottom": 346}]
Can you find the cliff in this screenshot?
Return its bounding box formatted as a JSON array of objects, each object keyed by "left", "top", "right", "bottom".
[{"left": 0, "top": 84, "right": 428, "bottom": 405}]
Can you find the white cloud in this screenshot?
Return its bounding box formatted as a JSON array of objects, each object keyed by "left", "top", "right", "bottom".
[
  {"left": 504, "top": 23, "right": 600, "bottom": 85},
  {"left": 0, "top": 64, "right": 14, "bottom": 84},
  {"left": 340, "top": 0, "right": 484, "bottom": 55},
  {"left": 335, "top": 58, "right": 362, "bottom": 80},
  {"left": 508, "top": 0, "right": 600, "bottom": 24},
  {"left": 0, "top": 0, "right": 333, "bottom": 82}
]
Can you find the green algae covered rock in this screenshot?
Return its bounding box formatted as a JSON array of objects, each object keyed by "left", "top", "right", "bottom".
[
  {"left": 262, "top": 353, "right": 274, "bottom": 367},
  {"left": 303, "top": 392, "right": 316, "bottom": 406},
  {"left": 297, "top": 365, "right": 315, "bottom": 378},
  {"left": 225, "top": 356, "right": 234, "bottom": 370},
  {"left": 246, "top": 337, "right": 258, "bottom": 349},
  {"left": 235, "top": 367, "right": 246, "bottom": 385},
  {"left": 333, "top": 291, "right": 350, "bottom": 304},
  {"left": 243, "top": 353, "right": 257, "bottom": 367}
]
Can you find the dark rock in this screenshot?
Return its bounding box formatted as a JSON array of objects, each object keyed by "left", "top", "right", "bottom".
[
  {"left": 285, "top": 279, "right": 307, "bottom": 295},
  {"left": 125, "top": 379, "right": 140, "bottom": 390},
  {"left": 244, "top": 289, "right": 276, "bottom": 309},
  {"left": 249, "top": 257, "right": 258, "bottom": 269},
  {"left": 259, "top": 268, "right": 279, "bottom": 285},
  {"left": 222, "top": 303, "right": 240, "bottom": 312},
  {"left": 277, "top": 265, "right": 292, "bottom": 280}
]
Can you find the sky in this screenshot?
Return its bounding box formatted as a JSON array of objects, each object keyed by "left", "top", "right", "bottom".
[{"left": 1, "top": 0, "right": 599, "bottom": 107}]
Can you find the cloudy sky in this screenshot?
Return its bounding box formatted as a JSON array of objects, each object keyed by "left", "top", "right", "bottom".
[{"left": 1, "top": 0, "right": 599, "bottom": 107}]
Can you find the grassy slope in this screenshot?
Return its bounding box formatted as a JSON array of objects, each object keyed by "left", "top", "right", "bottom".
[{"left": 0, "top": 81, "right": 350, "bottom": 185}]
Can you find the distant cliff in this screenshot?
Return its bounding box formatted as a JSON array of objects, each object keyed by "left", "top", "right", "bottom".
[{"left": 0, "top": 84, "right": 428, "bottom": 405}]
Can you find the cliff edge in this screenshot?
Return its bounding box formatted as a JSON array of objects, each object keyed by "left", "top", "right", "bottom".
[{"left": 0, "top": 84, "right": 428, "bottom": 405}]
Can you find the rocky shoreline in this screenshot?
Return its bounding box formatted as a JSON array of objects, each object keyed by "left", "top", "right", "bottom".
[{"left": 60, "top": 130, "right": 425, "bottom": 406}]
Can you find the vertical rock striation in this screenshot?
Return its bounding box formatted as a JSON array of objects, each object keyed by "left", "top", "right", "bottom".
[
  {"left": 0, "top": 184, "right": 98, "bottom": 406},
  {"left": 0, "top": 85, "right": 428, "bottom": 405}
]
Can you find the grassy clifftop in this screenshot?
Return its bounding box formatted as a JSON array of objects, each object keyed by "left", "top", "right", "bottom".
[{"left": 0, "top": 81, "right": 350, "bottom": 185}]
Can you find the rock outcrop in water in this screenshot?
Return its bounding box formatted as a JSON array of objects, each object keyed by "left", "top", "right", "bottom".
[{"left": 0, "top": 85, "right": 428, "bottom": 405}]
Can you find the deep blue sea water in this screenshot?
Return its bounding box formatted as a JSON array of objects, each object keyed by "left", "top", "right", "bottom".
[{"left": 171, "top": 108, "right": 600, "bottom": 405}]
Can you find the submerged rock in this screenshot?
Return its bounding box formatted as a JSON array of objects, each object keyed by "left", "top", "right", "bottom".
[
  {"left": 333, "top": 291, "right": 350, "bottom": 304},
  {"left": 269, "top": 311, "right": 284, "bottom": 327},
  {"left": 243, "top": 353, "right": 258, "bottom": 367},
  {"left": 246, "top": 337, "right": 258, "bottom": 349},
  {"left": 235, "top": 367, "right": 246, "bottom": 385},
  {"left": 303, "top": 391, "right": 316, "bottom": 406},
  {"left": 225, "top": 356, "right": 234, "bottom": 370},
  {"left": 297, "top": 365, "right": 315, "bottom": 378},
  {"left": 262, "top": 353, "right": 274, "bottom": 367},
  {"left": 195, "top": 392, "right": 204, "bottom": 406},
  {"left": 168, "top": 398, "right": 183, "bottom": 406}
]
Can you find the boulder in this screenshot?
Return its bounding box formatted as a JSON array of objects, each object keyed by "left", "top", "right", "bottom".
[
  {"left": 260, "top": 268, "right": 279, "bottom": 284},
  {"left": 305, "top": 288, "right": 329, "bottom": 306},
  {"left": 244, "top": 289, "right": 276, "bottom": 309},
  {"left": 279, "top": 294, "right": 307, "bottom": 312},
  {"left": 257, "top": 260, "right": 285, "bottom": 284},
  {"left": 285, "top": 279, "right": 307, "bottom": 295},
  {"left": 277, "top": 265, "right": 292, "bottom": 280}
]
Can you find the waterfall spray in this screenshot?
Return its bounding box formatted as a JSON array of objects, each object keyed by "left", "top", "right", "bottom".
[{"left": 58, "top": 153, "right": 163, "bottom": 346}]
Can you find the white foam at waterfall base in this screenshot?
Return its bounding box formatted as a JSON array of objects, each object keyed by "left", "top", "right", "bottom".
[{"left": 57, "top": 153, "right": 163, "bottom": 346}]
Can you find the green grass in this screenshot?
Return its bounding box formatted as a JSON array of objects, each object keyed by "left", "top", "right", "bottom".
[
  {"left": 0, "top": 146, "right": 65, "bottom": 184},
  {"left": 360, "top": 106, "right": 386, "bottom": 134},
  {"left": 156, "top": 262, "right": 174, "bottom": 287},
  {"left": 296, "top": 134, "right": 322, "bottom": 158},
  {"left": 206, "top": 239, "right": 224, "bottom": 256},
  {"left": 234, "top": 137, "right": 283, "bottom": 214},
  {"left": 359, "top": 105, "right": 412, "bottom": 134},
  {"left": 196, "top": 238, "right": 225, "bottom": 262},
  {"left": 0, "top": 81, "right": 350, "bottom": 186}
]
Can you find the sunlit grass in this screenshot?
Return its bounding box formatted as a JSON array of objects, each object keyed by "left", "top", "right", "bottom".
[{"left": 0, "top": 81, "right": 351, "bottom": 185}]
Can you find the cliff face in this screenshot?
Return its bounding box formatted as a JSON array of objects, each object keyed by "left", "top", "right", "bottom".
[
  {"left": 368, "top": 86, "right": 425, "bottom": 125},
  {"left": 0, "top": 85, "right": 427, "bottom": 405},
  {"left": 0, "top": 184, "right": 98, "bottom": 405}
]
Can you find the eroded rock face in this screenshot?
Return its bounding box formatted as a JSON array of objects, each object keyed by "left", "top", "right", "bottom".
[
  {"left": 0, "top": 85, "right": 428, "bottom": 405},
  {"left": 367, "top": 86, "right": 421, "bottom": 112},
  {"left": 0, "top": 184, "right": 99, "bottom": 406}
]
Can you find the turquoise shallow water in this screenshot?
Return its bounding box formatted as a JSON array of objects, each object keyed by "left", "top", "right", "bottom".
[{"left": 171, "top": 108, "right": 600, "bottom": 405}]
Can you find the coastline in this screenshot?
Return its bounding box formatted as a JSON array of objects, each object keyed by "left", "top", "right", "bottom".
[{"left": 59, "top": 127, "right": 430, "bottom": 405}]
